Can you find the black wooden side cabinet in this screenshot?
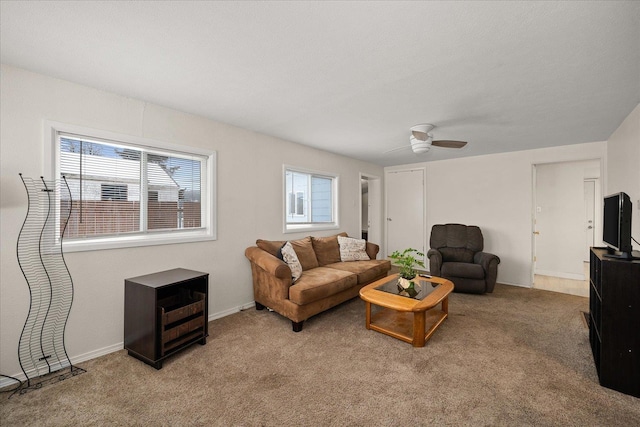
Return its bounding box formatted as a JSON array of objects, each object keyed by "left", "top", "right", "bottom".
[
  {"left": 124, "top": 268, "right": 209, "bottom": 369},
  {"left": 589, "top": 248, "right": 639, "bottom": 397}
]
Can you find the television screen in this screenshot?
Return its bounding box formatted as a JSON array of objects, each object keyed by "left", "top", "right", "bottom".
[{"left": 602, "top": 192, "right": 632, "bottom": 255}]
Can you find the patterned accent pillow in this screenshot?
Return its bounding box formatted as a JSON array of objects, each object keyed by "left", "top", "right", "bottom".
[
  {"left": 338, "top": 236, "right": 370, "bottom": 262},
  {"left": 280, "top": 241, "right": 303, "bottom": 282}
]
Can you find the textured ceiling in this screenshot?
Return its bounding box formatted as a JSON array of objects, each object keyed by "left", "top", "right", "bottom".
[{"left": 1, "top": 1, "right": 639, "bottom": 166}]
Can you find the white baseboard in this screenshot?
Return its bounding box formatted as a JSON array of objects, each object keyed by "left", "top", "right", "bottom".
[
  {"left": 0, "top": 342, "right": 123, "bottom": 389},
  {"left": 499, "top": 281, "right": 531, "bottom": 288},
  {"left": 208, "top": 302, "right": 255, "bottom": 321},
  {"left": 0, "top": 301, "right": 256, "bottom": 389},
  {"left": 535, "top": 269, "right": 586, "bottom": 281}
]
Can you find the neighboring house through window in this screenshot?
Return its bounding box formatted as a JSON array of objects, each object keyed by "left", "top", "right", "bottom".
[
  {"left": 101, "top": 184, "right": 128, "bottom": 201},
  {"left": 46, "top": 122, "right": 216, "bottom": 251},
  {"left": 284, "top": 166, "right": 338, "bottom": 232}
]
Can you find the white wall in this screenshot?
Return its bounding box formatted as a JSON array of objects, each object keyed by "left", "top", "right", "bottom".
[
  {"left": 607, "top": 103, "right": 640, "bottom": 251},
  {"left": 386, "top": 142, "right": 606, "bottom": 287},
  {"left": 0, "top": 65, "right": 384, "bottom": 379}
]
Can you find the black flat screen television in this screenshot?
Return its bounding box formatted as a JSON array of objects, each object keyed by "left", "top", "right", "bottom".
[{"left": 602, "top": 192, "right": 634, "bottom": 259}]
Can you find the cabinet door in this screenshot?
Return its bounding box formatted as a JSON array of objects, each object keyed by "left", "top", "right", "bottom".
[
  {"left": 599, "top": 261, "right": 640, "bottom": 396},
  {"left": 124, "top": 282, "right": 158, "bottom": 361}
]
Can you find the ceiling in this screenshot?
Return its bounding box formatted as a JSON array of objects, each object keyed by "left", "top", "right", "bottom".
[{"left": 1, "top": 1, "right": 639, "bottom": 167}]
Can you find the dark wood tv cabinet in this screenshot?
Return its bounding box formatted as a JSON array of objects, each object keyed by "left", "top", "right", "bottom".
[
  {"left": 124, "top": 268, "right": 209, "bottom": 369},
  {"left": 589, "top": 248, "right": 639, "bottom": 397}
]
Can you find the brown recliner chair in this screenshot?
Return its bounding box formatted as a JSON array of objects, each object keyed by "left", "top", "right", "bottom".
[{"left": 427, "top": 224, "right": 500, "bottom": 294}]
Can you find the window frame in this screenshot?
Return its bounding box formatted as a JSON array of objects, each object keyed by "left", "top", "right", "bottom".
[
  {"left": 283, "top": 165, "right": 339, "bottom": 233},
  {"left": 45, "top": 121, "right": 217, "bottom": 252}
]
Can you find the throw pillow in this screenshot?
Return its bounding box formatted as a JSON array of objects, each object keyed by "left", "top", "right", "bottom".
[
  {"left": 280, "top": 241, "right": 303, "bottom": 282},
  {"left": 338, "top": 236, "right": 370, "bottom": 262},
  {"left": 275, "top": 242, "right": 286, "bottom": 261}
]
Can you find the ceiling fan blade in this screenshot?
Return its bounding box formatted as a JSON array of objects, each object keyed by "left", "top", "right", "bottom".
[
  {"left": 432, "top": 140, "right": 467, "bottom": 149},
  {"left": 411, "top": 130, "right": 429, "bottom": 141}
]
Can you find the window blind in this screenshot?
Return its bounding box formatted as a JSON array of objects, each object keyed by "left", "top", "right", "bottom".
[{"left": 59, "top": 134, "right": 203, "bottom": 239}]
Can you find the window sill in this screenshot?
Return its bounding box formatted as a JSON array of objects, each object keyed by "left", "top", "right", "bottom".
[
  {"left": 283, "top": 223, "right": 339, "bottom": 234},
  {"left": 62, "top": 230, "right": 216, "bottom": 252}
]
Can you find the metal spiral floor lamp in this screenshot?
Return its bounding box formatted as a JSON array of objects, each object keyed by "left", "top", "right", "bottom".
[{"left": 12, "top": 174, "right": 85, "bottom": 397}]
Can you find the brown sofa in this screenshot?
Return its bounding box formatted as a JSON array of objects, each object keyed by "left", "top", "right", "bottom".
[{"left": 245, "top": 233, "right": 391, "bottom": 332}]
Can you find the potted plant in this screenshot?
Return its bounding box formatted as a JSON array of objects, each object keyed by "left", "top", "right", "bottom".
[{"left": 389, "top": 248, "right": 425, "bottom": 293}]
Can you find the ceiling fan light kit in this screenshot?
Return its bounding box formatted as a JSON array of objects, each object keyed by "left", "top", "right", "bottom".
[{"left": 410, "top": 135, "right": 431, "bottom": 153}]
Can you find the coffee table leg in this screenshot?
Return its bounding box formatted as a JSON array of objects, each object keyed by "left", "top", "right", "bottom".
[
  {"left": 413, "top": 311, "right": 426, "bottom": 347},
  {"left": 365, "top": 301, "right": 371, "bottom": 330},
  {"left": 442, "top": 296, "right": 449, "bottom": 315}
]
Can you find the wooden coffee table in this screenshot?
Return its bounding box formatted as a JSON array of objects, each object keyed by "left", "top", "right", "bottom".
[{"left": 359, "top": 274, "right": 454, "bottom": 347}]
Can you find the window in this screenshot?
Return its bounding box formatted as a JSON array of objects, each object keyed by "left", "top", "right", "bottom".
[
  {"left": 284, "top": 166, "right": 338, "bottom": 232},
  {"left": 46, "top": 122, "right": 216, "bottom": 251}
]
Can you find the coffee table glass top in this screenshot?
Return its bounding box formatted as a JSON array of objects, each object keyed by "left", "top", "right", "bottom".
[{"left": 375, "top": 276, "right": 441, "bottom": 300}]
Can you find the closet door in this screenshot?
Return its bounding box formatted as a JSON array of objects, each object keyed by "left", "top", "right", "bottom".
[{"left": 385, "top": 168, "right": 425, "bottom": 262}]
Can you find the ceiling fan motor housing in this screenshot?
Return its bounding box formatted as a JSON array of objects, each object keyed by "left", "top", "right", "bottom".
[{"left": 410, "top": 123, "right": 435, "bottom": 137}]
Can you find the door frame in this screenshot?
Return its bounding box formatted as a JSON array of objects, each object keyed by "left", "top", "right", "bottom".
[
  {"left": 530, "top": 159, "right": 604, "bottom": 285},
  {"left": 359, "top": 173, "right": 382, "bottom": 256},
  {"left": 584, "top": 178, "right": 599, "bottom": 261}
]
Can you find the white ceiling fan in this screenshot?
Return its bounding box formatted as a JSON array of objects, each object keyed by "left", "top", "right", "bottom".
[{"left": 385, "top": 124, "right": 468, "bottom": 155}]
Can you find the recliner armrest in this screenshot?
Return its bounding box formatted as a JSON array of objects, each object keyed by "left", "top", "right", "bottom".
[
  {"left": 427, "top": 249, "right": 443, "bottom": 276},
  {"left": 474, "top": 251, "right": 500, "bottom": 269},
  {"left": 474, "top": 251, "right": 500, "bottom": 292}
]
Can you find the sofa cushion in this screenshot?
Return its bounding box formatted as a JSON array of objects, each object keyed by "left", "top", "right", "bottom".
[
  {"left": 290, "top": 237, "right": 319, "bottom": 270},
  {"left": 289, "top": 267, "right": 357, "bottom": 305},
  {"left": 312, "top": 233, "right": 347, "bottom": 266},
  {"left": 338, "top": 236, "right": 370, "bottom": 261},
  {"left": 325, "top": 260, "right": 391, "bottom": 284},
  {"left": 441, "top": 262, "right": 485, "bottom": 280},
  {"left": 280, "top": 242, "right": 303, "bottom": 282},
  {"left": 257, "top": 237, "right": 319, "bottom": 270}
]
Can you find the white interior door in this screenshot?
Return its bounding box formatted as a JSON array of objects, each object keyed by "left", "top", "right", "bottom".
[{"left": 385, "top": 169, "right": 425, "bottom": 261}]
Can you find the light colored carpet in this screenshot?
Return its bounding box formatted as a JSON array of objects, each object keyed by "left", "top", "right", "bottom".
[{"left": 1, "top": 283, "right": 639, "bottom": 426}]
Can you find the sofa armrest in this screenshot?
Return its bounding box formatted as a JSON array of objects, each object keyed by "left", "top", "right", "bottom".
[
  {"left": 245, "top": 246, "right": 291, "bottom": 280},
  {"left": 365, "top": 241, "right": 380, "bottom": 260},
  {"left": 427, "top": 249, "right": 442, "bottom": 276},
  {"left": 245, "top": 246, "right": 294, "bottom": 308}
]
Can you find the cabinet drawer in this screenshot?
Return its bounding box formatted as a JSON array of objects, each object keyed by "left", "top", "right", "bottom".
[
  {"left": 160, "top": 291, "right": 205, "bottom": 325},
  {"left": 163, "top": 316, "right": 205, "bottom": 343}
]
